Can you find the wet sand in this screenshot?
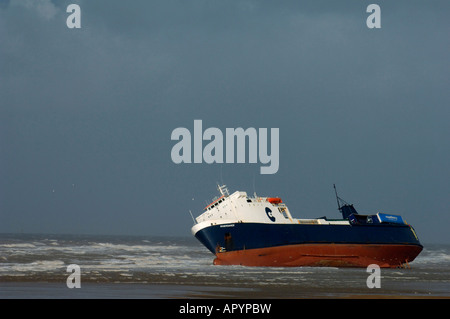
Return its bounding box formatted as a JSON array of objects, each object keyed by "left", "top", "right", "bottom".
[{"left": 1, "top": 281, "right": 448, "bottom": 299}]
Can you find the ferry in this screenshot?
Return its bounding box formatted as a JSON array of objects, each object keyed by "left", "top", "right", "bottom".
[{"left": 191, "top": 185, "right": 423, "bottom": 268}]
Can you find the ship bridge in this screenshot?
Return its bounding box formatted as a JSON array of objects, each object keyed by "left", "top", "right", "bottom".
[{"left": 195, "top": 185, "right": 295, "bottom": 225}]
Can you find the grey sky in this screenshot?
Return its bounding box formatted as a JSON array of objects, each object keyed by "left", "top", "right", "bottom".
[{"left": 0, "top": 0, "right": 449, "bottom": 243}]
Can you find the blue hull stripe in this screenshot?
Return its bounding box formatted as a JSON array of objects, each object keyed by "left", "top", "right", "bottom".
[{"left": 194, "top": 222, "right": 422, "bottom": 254}]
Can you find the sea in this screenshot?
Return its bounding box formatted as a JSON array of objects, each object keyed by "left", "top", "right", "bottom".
[{"left": 0, "top": 233, "right": 449, "bottom": 299}]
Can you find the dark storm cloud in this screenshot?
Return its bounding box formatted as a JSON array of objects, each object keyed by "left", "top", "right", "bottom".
[{"left": 0, "top": 1, "right": 449, "bottom": 242}]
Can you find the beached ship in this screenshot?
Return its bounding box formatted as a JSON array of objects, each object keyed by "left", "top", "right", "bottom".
[{"left": 191, "top": 185, "right": 423, "bottom": 268}]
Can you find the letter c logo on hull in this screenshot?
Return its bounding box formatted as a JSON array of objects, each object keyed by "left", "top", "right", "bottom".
[{"left": 265, "top": 207, "right": 276, "bottom": 222}]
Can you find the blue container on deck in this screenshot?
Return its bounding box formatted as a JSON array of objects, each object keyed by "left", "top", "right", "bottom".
[{"left": 377, "top": 213, "right": 406, "bottom": 225}]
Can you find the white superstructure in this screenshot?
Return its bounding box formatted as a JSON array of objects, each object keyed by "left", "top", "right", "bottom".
[{"left": 191, "top": 185, "right": 349, "bottom": 236}]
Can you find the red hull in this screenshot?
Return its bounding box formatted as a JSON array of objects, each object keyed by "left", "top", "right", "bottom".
[{"left": 213, "top": 243, "right": 423, "bottom": 268}]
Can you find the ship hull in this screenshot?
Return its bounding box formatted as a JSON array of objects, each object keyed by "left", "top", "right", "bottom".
[
  {"left": 193, "top": 222, "right": 423, "bottom": 268},
  {"left": 213, "top": 243, "right": 423, "bottom": 268}
]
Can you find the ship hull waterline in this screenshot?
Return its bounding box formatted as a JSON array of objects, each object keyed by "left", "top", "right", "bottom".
[{"left": 212, "top": 243, "right": 423, "bottom": 268}]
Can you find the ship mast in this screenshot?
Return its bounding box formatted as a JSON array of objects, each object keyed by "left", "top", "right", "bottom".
[
  {"left": 333, "top": 184, "right": 359, "bottom": 219},
  {"left": 333, "top": 184, "right": 342, "bottom": 213},
  {"left": 218, "top": 184, "right": 229, "bottom": 197}
]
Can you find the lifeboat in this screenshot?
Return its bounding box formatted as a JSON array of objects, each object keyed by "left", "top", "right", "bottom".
[{"left": 267, "top": 197, "right": 282, "bottom": 204}]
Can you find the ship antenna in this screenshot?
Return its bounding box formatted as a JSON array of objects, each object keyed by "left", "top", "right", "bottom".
[
  {"left": 253, "top": 172, "right": 257, "bottom": 197},
  {"left": 220, "top": 165, "right": 224, "bottom": 186},
  {"left": 189, "top": 210, "right": 197, "bottom": 224}
]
